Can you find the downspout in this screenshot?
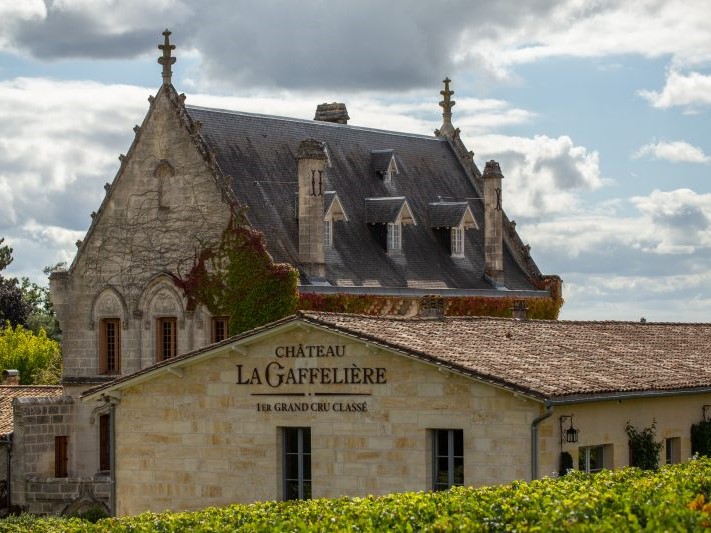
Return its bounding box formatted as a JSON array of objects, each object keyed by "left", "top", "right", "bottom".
[
  {"left": 98, "top": 394, "right": 120, "bottom": 517},
  {"left": 530, "top": 403, "right": 553, "bottom": 480},
  {"left": 109, "top": 399, "right": 116, "bottom": 517}
]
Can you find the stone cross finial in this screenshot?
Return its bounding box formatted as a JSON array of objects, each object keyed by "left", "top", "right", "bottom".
[
  {"left": 158, "top": 29, "right": 176, "bottom": 85},
  {"left": 437, "top": 77, "right": 456, "bottom": 137}
]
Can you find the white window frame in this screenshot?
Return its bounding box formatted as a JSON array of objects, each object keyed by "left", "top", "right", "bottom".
[
  {"left": 451, "top": 225, "right": 464, "bottom": 257},
  {"left": 324, "top": 219, "right": 333, "bottom": 249},
  {"left": 665, "top": 437, "right": 681, "bottom": 464},
  {"left": 579, "top": 445, "right": 606, "bottom": 473},
  {"left": 387, "top": 222, "right": 402, "bottom": 253}
]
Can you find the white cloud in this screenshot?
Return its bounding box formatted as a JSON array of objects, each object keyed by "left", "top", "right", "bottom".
[
  {"left": 468, "top": 134, "right": 604, "bottom": 217},
  {"left": 519, "top": 188, "right": 711, "bottom": 321},
  {"left": 0, "top": 77, "right": 149, "bottom": 280},
  {"left": 469, "top": 1, "right": 711, "bottom": 76},
  {"left": 638, "top": 70, "right": 711, "bottom": 111},
  {"left": 633, "top": 140, "right": 711, "bottom": 164}
]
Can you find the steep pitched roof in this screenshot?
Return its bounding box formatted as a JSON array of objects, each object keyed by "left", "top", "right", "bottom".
[
  {"left": 83, "top": 312, "right": 711, "bottom": 405},
  {"left": 0, "top": 385, "right": 64, "bottom": 437},
  {"left": 186, "top": 106, "right": 542, "bottom": 293}
]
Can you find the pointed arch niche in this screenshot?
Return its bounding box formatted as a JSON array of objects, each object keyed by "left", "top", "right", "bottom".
[
  {"left": 137, "top": 275, "right": 187, "bottom": 367},
  {"left": 90, "top": 286, "right": 129, "bottom": 375},
  {"left": 154, "top": 159, "right": 175, "bottom": 209}
]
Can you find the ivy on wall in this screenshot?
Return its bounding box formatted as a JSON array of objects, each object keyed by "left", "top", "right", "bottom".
[
  {"left": 172, "top": 207, "right": 299, "bottom": 335},
  {"left": 691, "top": 420, "right": 711, "bottom": 457},
  {"left": 299, "top": 294, "right": 563, "bottom": 320},
  {"left": 626, "top": 420, "right": 663, "bottom": 470}
]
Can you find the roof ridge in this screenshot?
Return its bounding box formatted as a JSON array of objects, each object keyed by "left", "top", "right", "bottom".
[{"left": 186, "top": 105, "right": 447, "bottom": 142}]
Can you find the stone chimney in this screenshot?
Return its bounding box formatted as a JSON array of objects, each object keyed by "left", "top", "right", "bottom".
[
  {"left": 314, "top": 103, "right": 349, "bottom": 125},
  {"left": 512, "top": 300, "right": 528, "bottom": 320},
  {"left": 483, "top": 160, "right": 505, "bottom": 287},
  {"left": 419, "top": 295, "right": 446, "bottom": 318},
  {"left": 1, "top": 369, "right": 20, "bottom": 386},
  {"left": 297, "top": 139, "right": 327, "bottom": 277}
]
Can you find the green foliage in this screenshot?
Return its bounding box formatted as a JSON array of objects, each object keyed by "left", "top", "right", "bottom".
[
  {"left": 691, "top": 420, "right": 711, "bottom": 457},
  {"left": 173, "top": 209, "right": 299, "bottom": 335},
  {"left": 20, "top": 274, "right": 61, "bottom": 341},
  {"left": 298, "top": 293, "right": 378, "bottom": 314},
  {"left": 559, "top": 451, "right": 574, "bottom": 476},
  {"left": 0, "top": 238, "right": 12, "bottom": 272},
  {"left": 0, "top": 322, "right": 62, "bottom": 384},
  {"left": 5, "top": 458, "right": 711, "bottom": 532},
  {"left": 626, "top": 419, "right": 664, "bottom": 470}
]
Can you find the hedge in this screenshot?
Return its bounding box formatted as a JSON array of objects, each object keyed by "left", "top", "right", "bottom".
[{"left": 4, "top": 457, "right": 711, "bottom": 532}]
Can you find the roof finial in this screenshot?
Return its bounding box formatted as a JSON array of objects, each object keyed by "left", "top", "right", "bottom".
[
  {"left": 437, "top": 77, "right": 456, "bottom": 137},
  {"left": 158, "top": 29, "right": 176, "bottom": 86}
]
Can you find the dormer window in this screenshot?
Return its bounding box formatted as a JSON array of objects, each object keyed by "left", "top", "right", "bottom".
[
  {"left": 428, "top": 201, "right": 478, "bottom": 257},
  {"left": 387, "top": 222, "right": 402, "bottom": 252},
  {"left": 323, "top": 191, "right": 348, "bottom": 250},
  {"left": 365, "top": 197, "right": 416, "bottom": 254},
  {"left": 324, "top": 219, "right": 333, "bottom": 249},
  {"left": 371, "top": 150, "right": 399, "bottom": 183}
]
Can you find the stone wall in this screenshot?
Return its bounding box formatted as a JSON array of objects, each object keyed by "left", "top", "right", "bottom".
[{"left": 24, "top": 478, "right": 109, "bottom": 515}]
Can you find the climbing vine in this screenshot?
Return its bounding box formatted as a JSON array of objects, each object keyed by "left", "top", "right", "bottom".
[
  {"left": 691, "top": 420, "right": 711, "bottom": 457},
  {"left": 626, "top": 420, "right": 663, "bottom": 470},
  {"left": 172, "top": 207, "right": 299, "bottom": 335}
]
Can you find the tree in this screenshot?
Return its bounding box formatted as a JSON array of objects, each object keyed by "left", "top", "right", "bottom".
[
  {"left": 0, "top": 322, "right": 62, "bottom": 384},
  {"left": 0, "top": 238, "right": 61, "bottom": 337},
  {"left": 0, "top": 238, "right": 11, "bottom": 271},
  {"left": 0, "top": 238, "right": 31, "bottom": 327}
]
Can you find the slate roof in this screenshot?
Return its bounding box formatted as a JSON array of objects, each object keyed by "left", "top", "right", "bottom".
[
  {"left": 186, "top": 106, "right": 542, "bottom": 293},
  {"left": 0, "top": 385, "right": 64, "bottom": 437},
  {"left": 83, "top": 312, "right": 711, "bottom": 405},
  {"left": 300, "top": 312, "right": 711, "bottom": 402}
]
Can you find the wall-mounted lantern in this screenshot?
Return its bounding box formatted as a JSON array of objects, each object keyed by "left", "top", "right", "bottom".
[{"left": 560, "top": 415, "right": 579, "bottom": 445}]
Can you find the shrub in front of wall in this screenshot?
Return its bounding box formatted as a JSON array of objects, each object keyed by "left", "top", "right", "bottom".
[
  {"left": 691, "top": 420, "right": 711, "bottom": 457},
  {"left": 626, "top": 419, "right": 664, "bottom": 470}
]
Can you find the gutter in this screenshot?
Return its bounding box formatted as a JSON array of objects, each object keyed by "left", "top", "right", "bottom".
[
  {"left": 299, "top": 285, "right": 548, "bottom": 298},
  {"left": 530, "top": 403, "right": 553, "bottom": 480},
  {"left": 549, "top": 386, "right": 711, "bottom": 406}
]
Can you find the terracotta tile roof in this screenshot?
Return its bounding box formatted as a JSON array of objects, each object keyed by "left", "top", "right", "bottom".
[
  {"left": 83, "top": 312, "right": 711, "bottom": 404},
  {"left": 0, "top": 386, "right": 64, "bottom": 437},
  {"left": 300, "top": 312, "right": 711, "bottom": 401}
]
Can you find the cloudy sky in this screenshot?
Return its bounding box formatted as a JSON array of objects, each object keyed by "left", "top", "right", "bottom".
[{"left": 1, "top": 0, "right": 710, "bottom": 322}]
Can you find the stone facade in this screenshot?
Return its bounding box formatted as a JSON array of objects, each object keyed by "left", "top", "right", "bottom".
[
  {"left": 537, "top": 394, "right": 711, "bottom": 478},
  {"left": 107, "top": 326, "right": 537, "bottom": 515},
  {"left": 50, "top": 87, "right": 230, "bottom": 382},
  {"left": 39, "top": 86, "right": 232, "bottom": 513}
]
